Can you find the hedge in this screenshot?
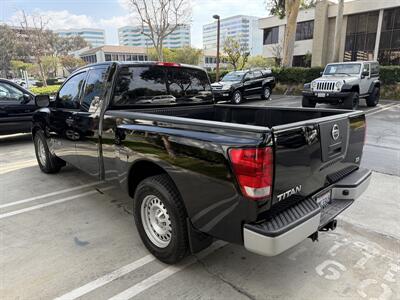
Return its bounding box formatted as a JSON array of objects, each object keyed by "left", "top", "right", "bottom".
[
  {"left": 30, "top": 85, "right": 60, "bottom": 95},
  {"left": 207, "top": 66, "right": 400, "bottom": 85}
]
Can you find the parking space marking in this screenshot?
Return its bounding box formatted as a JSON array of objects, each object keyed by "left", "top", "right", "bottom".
[
  {"left": 54, "top": 255, "right": 156, "bottom": 300},
  {"left": 0, "top": 159, "right": 38, "bottom": 175},
  {"left": 366, "top": 104, "right": 400, "bottom": 116},
  {"left": 109, "top": 241, "right": 227, "bottom": 300},
  {"left": 0, "top": 181, "right": 102, "bottom": 209},
  {"left": 0, "top": 186, "right": 114, "bottom": 220}
]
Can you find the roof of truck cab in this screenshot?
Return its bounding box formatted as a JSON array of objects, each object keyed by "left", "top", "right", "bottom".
[
  {"left": 74, "top": 61, "right": 206, "bottom": 73},
  {"left": 326, "top": 61, "right": 379, "bottom": 65}
]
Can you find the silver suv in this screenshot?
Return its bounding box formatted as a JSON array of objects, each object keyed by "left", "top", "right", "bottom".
[{"left": 302, "top": 61, "right": 381, "bottom": 110}]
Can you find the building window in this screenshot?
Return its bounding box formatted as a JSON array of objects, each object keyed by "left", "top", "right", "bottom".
[
  {"left": 105, "top": 54, "right": 111, "bottom": 61},
  {"left": 378, "top": 7, "right": 400, "bottom": 65},
  {"left": 295, "top": 21, "right": 314, "bottom": 41},
  {"left": 292, "top": 55, "right": 311, "bottom": 67},
  {"left": 344, "top": 11, "right": 379, "bottom": 62},
  {"left": 263, "top": 26, "right": 279, "bottom": 45}
]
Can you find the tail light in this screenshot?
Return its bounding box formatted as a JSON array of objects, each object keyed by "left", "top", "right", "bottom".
[
  {"left": 228, "top": 147, "right": 273, "bottom": 200},
  {"left": 156, "top": 62, "right": 181, "bottom": 67}
]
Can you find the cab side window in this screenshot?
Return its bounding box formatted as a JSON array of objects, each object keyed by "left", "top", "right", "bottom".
[
  {"left": 362, "top": 64, "right": 370, "bottom": 76},
  {"left": 81, "top": 68, "right": 107, "bottom": 111},
  {"left": 57, "top": 72, "right": 86, "bottom": 109},
  {"left": 244, "top": 72, "right": 254, "bottom": 81},
  {"left": 0, "top": 82, "right": 24, "bottom": 102}
]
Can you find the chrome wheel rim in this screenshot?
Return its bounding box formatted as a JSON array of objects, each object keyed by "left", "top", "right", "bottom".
[
  {"left": 264, "top": 88, "right": 271, "bottom": 99},
  {"left": 233, "top": 92, "right": 241, "bottom": 103},
  {"left": 37, "top": 138, "right": 46, "bottom": 166},
  {"left": 141, "top": 195, "right": 172, "bottom": 248}
]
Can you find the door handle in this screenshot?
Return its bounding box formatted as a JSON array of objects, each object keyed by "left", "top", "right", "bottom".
[{"left": 66, "top": 117, "right": 74, "bottom": 126}]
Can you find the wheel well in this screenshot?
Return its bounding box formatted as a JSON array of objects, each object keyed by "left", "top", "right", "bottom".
[
  {"left": 351, "top": 85, "right": 360, "bottom": 93},
  {"left": 128, "top": 160, "right": 169, "bottom": 198}
]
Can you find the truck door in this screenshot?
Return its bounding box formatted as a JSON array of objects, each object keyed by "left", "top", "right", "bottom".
[
  {"left": 74, "top": 66, "right": 108, "bottom": 177},
  {"left": 50, "top": 71, "right": 87, "bottom": 166},
  {"left": 360, "top": 63, "right": 371, "bottom": 95},
  {"left": 243, "top": 72, "right": 257, "bottom": 96}
]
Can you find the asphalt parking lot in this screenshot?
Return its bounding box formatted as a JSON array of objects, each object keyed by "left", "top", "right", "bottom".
[{"left": 0, "top": 96, "right": 399, "bottom": 300}]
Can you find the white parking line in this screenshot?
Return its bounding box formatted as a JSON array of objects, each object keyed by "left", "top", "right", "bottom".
[
  {"left": 0, "top": 186, "right": 114, "bottom": 220},
  {"left": 109, "top": 241, "right": 227, "bottom": 300},
  {"left": 54, "top": 255, "right": 156, "bottom": 300},
  {"left": 0, "top": 159, "right": 38, "bottom": 175},
  {"left": 0, "top": 181, "right": 102, "bottom": 209},
  {"left": 366, "top": 104, "right": 400, "bottom": 116}
]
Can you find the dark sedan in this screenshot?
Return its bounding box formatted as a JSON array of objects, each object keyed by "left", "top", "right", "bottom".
[{"left": 0, "top": 78, "right": 37, "bottom": 135}]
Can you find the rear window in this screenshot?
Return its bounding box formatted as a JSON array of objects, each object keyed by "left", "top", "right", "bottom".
[{"left": 112, "top": 65, "right": 213, "bottom": 107}]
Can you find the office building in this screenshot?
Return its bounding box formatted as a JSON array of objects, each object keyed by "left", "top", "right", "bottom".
[
  {"left": 258, "top": 0, "right": 400, "bottom": 66},
  {"left": 79, "top": 45, "right": 148, "bottom": 64},
  {"left": 55, "top": 28, "right": 105, "bottom": 47}
]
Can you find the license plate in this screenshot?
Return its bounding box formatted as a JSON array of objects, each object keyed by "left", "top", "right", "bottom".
[
  {"left": 317, "top": 92, "right": 326, "bottom": 98},
  {"left": 316, "top": 191, "right": 331, "bottom": 208}
]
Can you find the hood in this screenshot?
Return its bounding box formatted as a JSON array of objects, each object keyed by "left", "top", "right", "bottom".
[
  {"left": 211, "top": 81, "right": 240, "bottom": 89},
  {"left": 316, "top": 75, "right": 359, "bottom": 83}
]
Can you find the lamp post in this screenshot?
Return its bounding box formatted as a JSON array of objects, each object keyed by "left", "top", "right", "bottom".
[{"left": 213, "top": 14, "right": 220, "bottom": 82}]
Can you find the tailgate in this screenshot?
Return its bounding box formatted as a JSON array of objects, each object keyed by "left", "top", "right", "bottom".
[{"left": 271, "top": 112, "right": 366, "bottom": 207}]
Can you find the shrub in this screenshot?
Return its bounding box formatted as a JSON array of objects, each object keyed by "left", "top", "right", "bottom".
[
  {"left": 272, "top": 67, "right": 324, "bottom": 84},
  {"left": 380, "top": 66, "right": 400, "bottom": 85},
  {"left": 30, "top": 85, "right": 60, "bottom": 95}
]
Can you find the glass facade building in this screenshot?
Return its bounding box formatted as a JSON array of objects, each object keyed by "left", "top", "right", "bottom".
[
  {"left": 55, "top": 28, "right": 105, "bottom": 47},
  {"left": 118, "top": 25, "right": 191, "bottom": 49}
]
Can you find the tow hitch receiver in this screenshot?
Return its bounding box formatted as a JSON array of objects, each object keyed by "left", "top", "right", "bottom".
[{"left": 320, "top": 219, "right": 337, "bottom": 232}]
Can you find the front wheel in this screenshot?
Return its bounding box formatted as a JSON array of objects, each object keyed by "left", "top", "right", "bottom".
[
  {"left": 302, "top": 96, "right": 316, "bottom": 108},
  {"left": 134, "top": 174, "right": 189, "bottom": 264},
  {"left": 231, "top": 90, "right": 243, "bottom": 104},
  {"left": 366, "top": 87, "right": 380, "bottom": 107},
  {"left": 34, "top": 130, "right": 64, "bottom": 173},
  {"left": 344, "top": 92, "right": 359, "bottom": 110},
  {"left": 262, "top": 86, "right": 272, "bottom": 100}
]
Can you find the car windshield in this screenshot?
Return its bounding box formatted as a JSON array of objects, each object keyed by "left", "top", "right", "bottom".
[
  {"left": 222, "top": 71, "right": 245, "bottom": 82},
  {"left": 113, "top": 65, "right": 213, "bottom": 107},
  {"left": 324, "top": 63, "right": 361, "bottom": 75}
]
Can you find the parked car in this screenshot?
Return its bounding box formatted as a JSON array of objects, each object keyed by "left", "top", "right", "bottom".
[
  {"left": 211, "top": 69, "right": 275, "bottom": 104},
  {"left": 32, "top": 61, "right": 371, "bottom": 264},
  {"left": 0, "top": 78, "right": 36, "bottom": 135},
  {"left": 302, "top": 61, "right": 381, "bottom": 110}
]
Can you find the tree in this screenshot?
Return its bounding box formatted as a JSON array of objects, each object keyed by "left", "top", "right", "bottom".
[
  {"left": 266, "top": 0, "right": 301, "bottom": 67},
  {"left": 60, "top": 56, "right": 86, "bottom": 73},
  {"left": 0, "top": 25, "right": 18, "bottom": 78},
  {"left": 148, "top": 47, "right": 176, "bottom": 62},
  {"left": 41, "top": 55, "right": 59, "bottom": 78},
  {"left": 223, "top": 37, "right": 250, "bottom": 71},
  {"left": 18, "top": 10, "right": 55, "bottom": 86},
  {"left": 51, "top": 35, "right": 89, "bottom": 57},
  {"left": 127, "top": 0, "right": 191, "bottom": 61},
  {"left": 172, "top": 47, "right": 203, "bottom": 65},
  {"left": 245, "top": 55, "right": 273, "bottom": 69},
  {"left": 10, "top": 60, "right": 36, "bottom": 77}
]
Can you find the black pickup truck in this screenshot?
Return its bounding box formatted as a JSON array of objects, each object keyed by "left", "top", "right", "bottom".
[{"left": 32, "top": 61, "right": 371, "bottom": 264}]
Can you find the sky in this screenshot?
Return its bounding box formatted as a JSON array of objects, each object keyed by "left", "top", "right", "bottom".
[{"left": 0, "top": 0, "right": 268, "bottom": 48}]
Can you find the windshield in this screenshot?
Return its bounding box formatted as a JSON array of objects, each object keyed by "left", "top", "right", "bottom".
[
  {"left": 324, "top": 63, "right": 361, "bottom": 75},
  {"left": 221, "top": 71, "right": 245, "bottom": 82},
  {"left": 113, "top": 65, "right": 213, "bottom": 107}
]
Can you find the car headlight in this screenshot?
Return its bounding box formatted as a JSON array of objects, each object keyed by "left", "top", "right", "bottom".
[
  {"left": 335, "top": 81, "right": 343, "bottom": 90},
  {"left": 311, "top": 81, "right": 317, "bottom": 90}
]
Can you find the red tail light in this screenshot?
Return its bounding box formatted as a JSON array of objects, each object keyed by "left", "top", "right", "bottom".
[
  {"left": 228, "top": 147, "right": 273, "bottom": 200},
  {"left": 156, "top": 62, "right": 181, "bottom": 67}
]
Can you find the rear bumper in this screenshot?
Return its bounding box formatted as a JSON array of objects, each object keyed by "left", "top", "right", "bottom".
[{"left": 243, "top": 168, "right": 371, "bottom": 256}]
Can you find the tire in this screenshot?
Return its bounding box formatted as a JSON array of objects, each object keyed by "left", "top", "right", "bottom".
[
  {"left": 231, "top": 90, "right": 243, "bottom": 104},
  {"left": 366, "top": 86, "right": 380, "bottom": 107},
  {"left": 34, "top": 130, "right": 64, "bottom": 173},
  {"left": 344, "top": 92, "right": 359, "bottom": 110},
  {"left": 134, "top": 174, "right": 189, "bottom": 264},
  {"left": 262, "top": 86, "right": 272, "bottom": 100},
  {"left": 302, "top": 96, "right": 316, "bottom": 108}
]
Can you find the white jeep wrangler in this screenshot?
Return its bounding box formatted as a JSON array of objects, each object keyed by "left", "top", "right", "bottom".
[{"left": 302, "top": 61, "right": 381, "bottom": 110}]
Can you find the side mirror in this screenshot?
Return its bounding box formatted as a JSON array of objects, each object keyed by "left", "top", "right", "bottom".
[
  {"left": 21, "top": 93, "right": 32, "bottom": 104},
  {"left": 35, "top": 94, "right": 50, "bottom": 108}
]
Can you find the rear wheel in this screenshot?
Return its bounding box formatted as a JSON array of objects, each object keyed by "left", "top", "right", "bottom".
[
  {"left": 231, "top": 90, "right": 243, "bottom": 104},
  {"left": 366, "top": 86, "right": 380, "bottom": 107},
  {"left": 344, "top": 92, "right": 359, "bottom": 110},
  {"left": 34, "top": 130, "right": 64, "bottom": 173},
  {"left": 302, "top": 96, "right": 316, "bottom": 108},
  {"left": 134, "top": 174, "right": 189, "bottom": 264},
  {"left": 262, "top": 86, "right": 272, "bottom": 100}
]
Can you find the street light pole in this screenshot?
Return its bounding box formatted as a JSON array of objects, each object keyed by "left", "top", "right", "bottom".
[{"left": 213, "top": 14, "right": 220, "bottom": 82}]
